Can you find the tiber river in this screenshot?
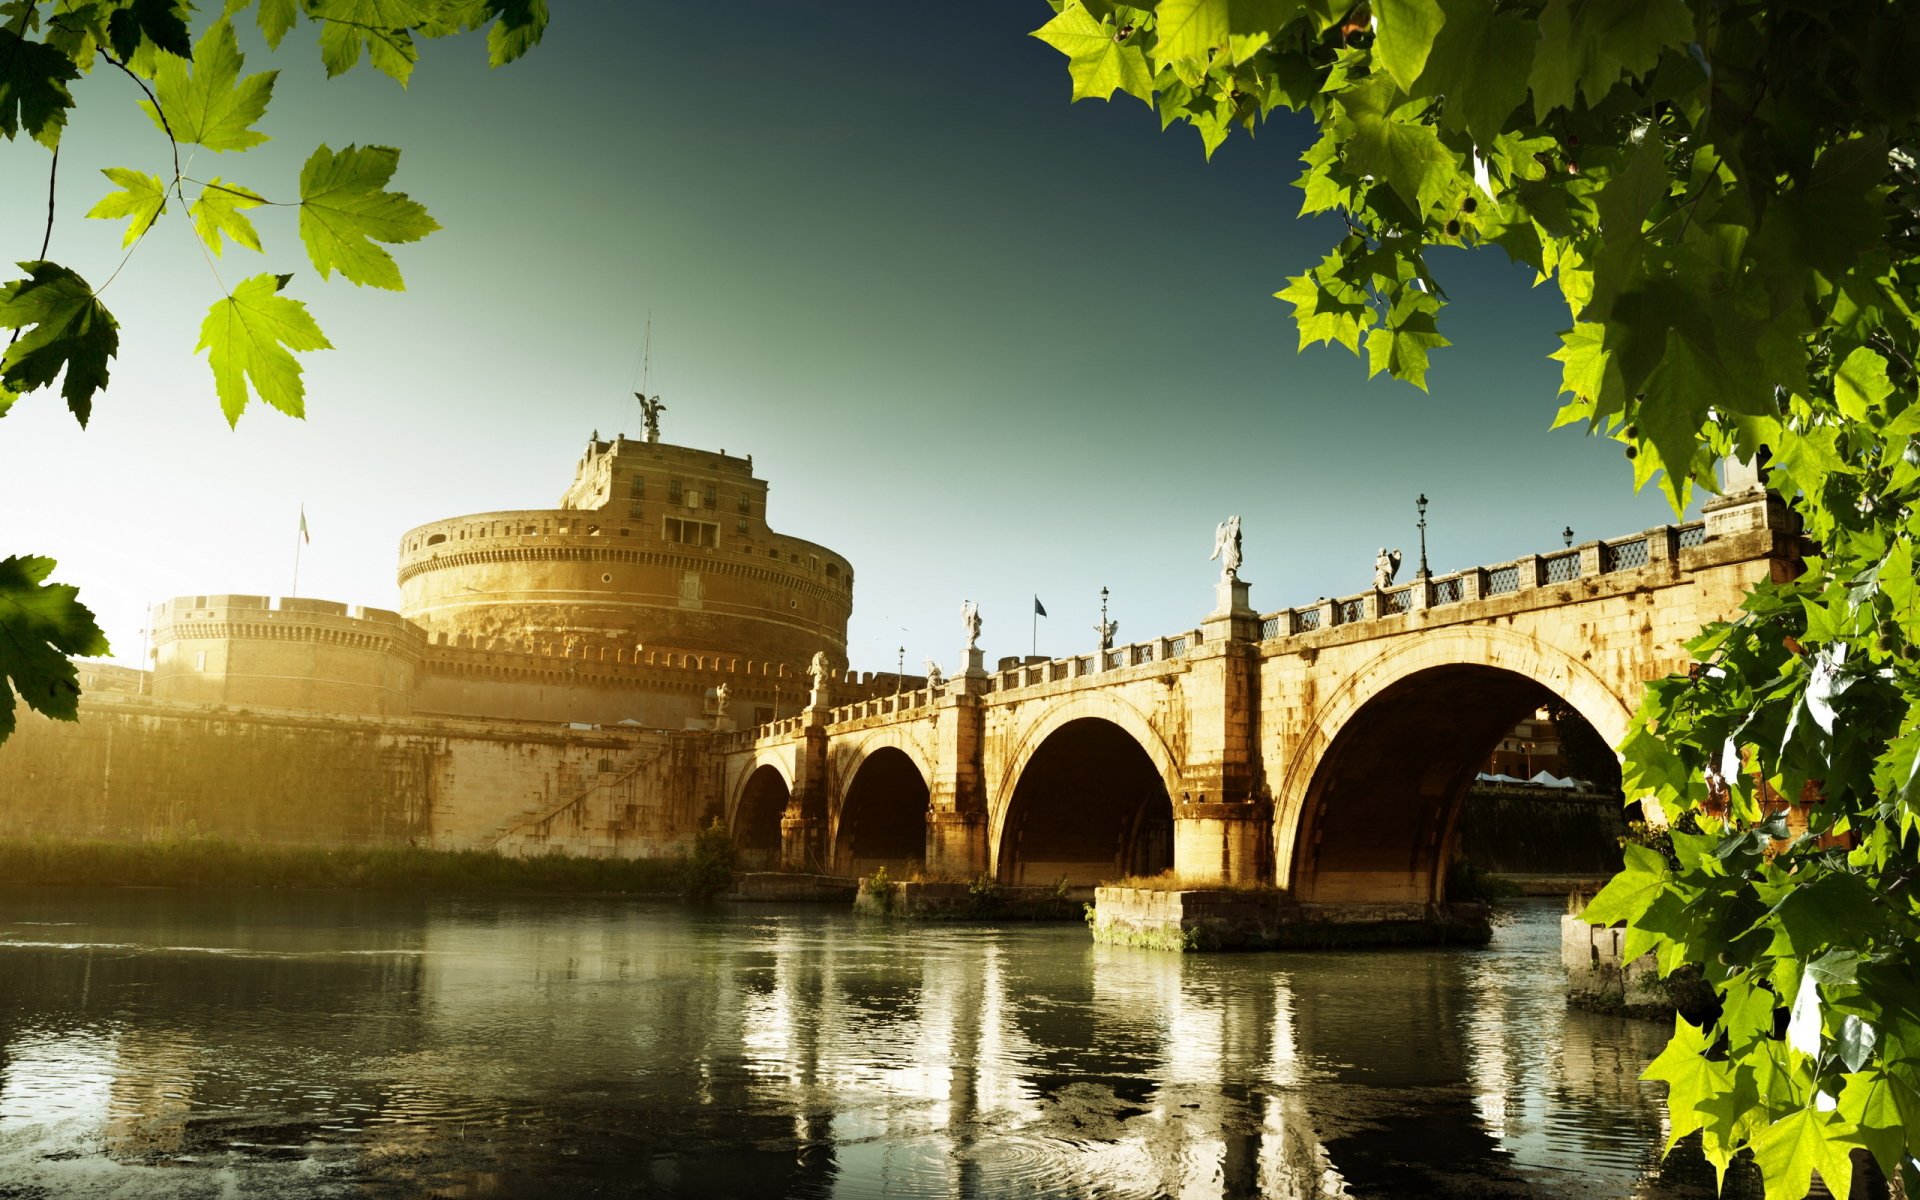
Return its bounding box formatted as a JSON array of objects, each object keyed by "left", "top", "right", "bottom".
[{"left": 0, "top": 890, "right": 1724, "bottom": 1199}]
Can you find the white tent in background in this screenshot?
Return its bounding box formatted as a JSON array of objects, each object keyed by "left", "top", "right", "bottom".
[{"left": 1528, "top": 770, "right": 1579, "bottom": 789}]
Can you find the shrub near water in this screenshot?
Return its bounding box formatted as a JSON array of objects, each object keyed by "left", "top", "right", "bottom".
[{"left": 0, "top": 838, "right": 687, "bottom": 895}]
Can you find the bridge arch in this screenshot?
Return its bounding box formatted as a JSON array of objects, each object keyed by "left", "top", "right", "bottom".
[
  {"left": 829, "top": 746, "right": 931, "bottom": 876},
  {"left": 991, "top": 692, "right": 1180, "bottom": 886},
  {"left": 1274, "top": 625, "right": 1633, "bottom": 904},
  {"left": 730, "top": 760, "right": 792, "bottom": 870}
]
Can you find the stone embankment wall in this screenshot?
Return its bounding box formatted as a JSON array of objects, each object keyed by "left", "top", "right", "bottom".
[
  {"left": 1453, "top": 785, "right": 1630, "bottom": 877},
  {"left": 0, "top": 695, "right": 714, "bottom": 855}
]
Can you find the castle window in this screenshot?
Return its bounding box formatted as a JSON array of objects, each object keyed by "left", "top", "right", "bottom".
[
  {"left": 194, "top": 652, "right": 207, "bottom": 672},
  {"left": 427, "top": 533, "right": 446, "bottom": 546},
  {"left": 703, "top": 484, "right": 717, "bottom": 508},
  {"left": 768, "top": 548, "right": 779, "bottom": 558},
  {"left": 628, "top": 501, "right": 643, "bottom": 519},
  {"left": 826, "top": 563, "right": 840, "bottom": 579},
  {"left": 736, "top": 518, "right": 748, "bottom": 535},
  {"left": 663, "top": 517, "right": 718, "bottom": 549},
  {"left": 809, "top": 554, "right": 819, "bottom": 573},
  {"left": 629, "top": 476, "right": 644, "bottom": 498},
  {"left": 737, "top": 493, "right": 749, "bottom": 513},
  {"left": 668, "top": 479, "right": 683, "bottom": 503}
]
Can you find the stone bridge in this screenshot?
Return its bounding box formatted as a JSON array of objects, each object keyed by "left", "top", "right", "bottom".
[{"left": 718, "top": 486, "right": 1794, "bottom": 906}]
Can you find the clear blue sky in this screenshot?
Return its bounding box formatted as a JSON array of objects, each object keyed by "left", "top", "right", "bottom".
[{"left": 0, "top": 2, "right": 1696, "bottom": 675}]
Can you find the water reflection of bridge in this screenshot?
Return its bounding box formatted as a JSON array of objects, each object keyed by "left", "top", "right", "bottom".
[
  {"left": 0, "top": 899, "right": 1700, "bottom": 1196},
  {"left": 723, "top": 487, "right": 1793, "bottom": 906}
]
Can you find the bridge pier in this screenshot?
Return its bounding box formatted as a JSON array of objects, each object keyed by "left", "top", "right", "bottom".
[
  {"left": 1173, "top": 800, "right": 1271, "bottom": 886},
  {"left": 1171, "top": 576, "right": 1269, "bottom": 887},
  {"left": 922, "top": 656, "right": 991, "bottom": 877},
  {"left": 779, "top": 705, "right": 832, "bottom": 872}
]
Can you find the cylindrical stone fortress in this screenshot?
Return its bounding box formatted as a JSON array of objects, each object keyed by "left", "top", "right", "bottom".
[{"left": 395, "top": 436, "right": 854, "bottom": 672}]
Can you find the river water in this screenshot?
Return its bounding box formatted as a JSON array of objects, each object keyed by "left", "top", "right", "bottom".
[{"left": 0, "top": 890, "right": 1714, "bottom": 1199}]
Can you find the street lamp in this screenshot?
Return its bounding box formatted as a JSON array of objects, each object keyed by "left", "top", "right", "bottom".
[
  {"left": 1095, "top": 586, "right": 1118, "bottom": 653},
  {"left": 1562, "top": 525, "right": 1575, "bottom": 548},
  {"left": 1416, "top": 494, "right": 1430, "bottom": 579}
]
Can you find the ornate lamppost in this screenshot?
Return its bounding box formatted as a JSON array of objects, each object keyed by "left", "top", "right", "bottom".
[
  {"left": 1095, "top": 586, "right": 1118, "bottom": 653},
  {"left": 1416, "top": 493, "right": 1431, "bottom": 579},
  {"left": 1562, "top": 525, "right": 1575, "bottom": 548}
]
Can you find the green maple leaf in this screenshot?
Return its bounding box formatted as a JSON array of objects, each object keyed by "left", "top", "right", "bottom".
[
  {"left": 106, "top": 0, "right": 191, "bottom": 62},
  {"left": 1031, "top": 3, "right": 1153, "bottom": 103},
  {"left": 0, "top": 262, "right": 119, "bottom": 426},
  {"left": 1276, "top": 259, "right": 1369, "bottom": 353},
  {"left": 310, "top": 0, "right": 431, "bottom": 84},
  {"left": 1643, "top": 1016, "right": 1730, "bottom": 1147},
  {"left": 0, "top": 29, "right": 79, "bottom": 148},
  {"left": 1365, "top": 310, "right": 1449, "bottom": 390},
  {"left": 1155, "top": 0, "right": 1304, "bottom": 68},
  {"left": 197, "top": 273, "right": 333, "bottom": 425},
  {"left": 298, "top": 144, "right": 439, "bottom": 290},
  {"left": 1528, "top": 0, "right": 1694, "bottom": 120},
  {"left": 257, "top": 0, "right": 297, "bottom": 48},
  {"left": 1748, "top": 1106, "right": 1854, "bottom": 1200},
  {"left": 1835, "top": 347, "right": 1892, "bottom": 422},
  {"left": 0, "top": 555, "right": 110, "bottom": 744},
  {"left": 1581, "top": 841, "right": 1672, "bottom": 925},
  {"left": 1334, "top": 74, "right": 1456, "bottom": 214},
  {"left": 1837, "top": 1071, "right": 1910, "bottom": 1176},
  {"left": 484, "top": 0, "right": 546, "bottom": 67},
  {"left": 84, "top": 167, "right": 169, "bottom": 248},
  {"left": 1371, "top": 0, "right": 1444, "bottom": 92},
  {"left": 191, "top": 177, "right": 266, "bottom": 256},
  {"left": 141, "top": 18, "right": 277, "bottom": 152},
  {"left": 1411, "top": 0, "right": 1533, "bottom": 148}
]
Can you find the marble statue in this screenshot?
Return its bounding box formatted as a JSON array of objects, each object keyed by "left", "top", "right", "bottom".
[
  {"left": 924, "top": 659, "right": 945, "bottom": 688},
  {"left": 961, "top": 600, "right": 982, "bottom": 649},
  {"left": 1095, "top": 618, "right": 1119, "bottom": 651},
  {"left": 1374, "top": 547, "right": 1403, "bottom": 591},
  {"left": 1210, "top": 516, "right": 1243, "bottom": 579},
  {"left": 714, "top": 682, "right": 730, "bottom": 716}
]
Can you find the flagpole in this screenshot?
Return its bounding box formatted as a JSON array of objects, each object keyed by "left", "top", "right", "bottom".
[{"left": 292, "top": 505, "right": 304, "bottom": 597}]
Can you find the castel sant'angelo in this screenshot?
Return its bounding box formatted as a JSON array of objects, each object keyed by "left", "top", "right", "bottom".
[
  {"left": 1, "top": 418, "right": 915, "bottom": 857},
  {"left": 151, "top": 426, "right": 861, "bottom": 729}
]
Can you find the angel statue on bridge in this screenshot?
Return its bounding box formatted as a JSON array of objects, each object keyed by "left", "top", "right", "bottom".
[
  {"left": 924, "top": 659, "right": 945, "bottom": 688},
  {"left": 961, "top": 600, "right": 982, "bottom": 649},
  {"left": 1374, "top": 547, "right": 1403, "bottom": 591},
  {"left": 806, "top": 651, "right": 830, "bottom": 707},
  {"left": 635, "top": 393, "right": 666, "bottom": 443},
  {"left": 1210, "top": 516, "right": 1243, "bottom": 580}
]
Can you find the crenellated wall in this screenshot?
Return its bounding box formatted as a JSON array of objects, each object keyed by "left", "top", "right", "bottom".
[{"left": 151, "top": 595, "right": 426, "bottom": 717}]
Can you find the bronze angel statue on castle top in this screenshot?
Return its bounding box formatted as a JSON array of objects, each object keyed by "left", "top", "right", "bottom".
[{"left": 636, "top": 393, "right": 666, "bottom": 443}]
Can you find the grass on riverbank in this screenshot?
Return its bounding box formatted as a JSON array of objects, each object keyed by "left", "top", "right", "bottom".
[
  {"left": 0, "top": 838, "right": 691, "bottom": 895},
  {"left": 1100, "top": 872, "right": 1284, "bottom": 894}
]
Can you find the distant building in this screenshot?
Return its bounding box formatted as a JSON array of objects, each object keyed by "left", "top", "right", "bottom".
[{"left": 149, "top": 434, "right": 864, "bottom": 730}]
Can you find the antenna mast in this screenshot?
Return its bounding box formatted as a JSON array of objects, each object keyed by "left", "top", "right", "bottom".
[{"left": 633, "top": 312, "right": 667, "bottom": 443}]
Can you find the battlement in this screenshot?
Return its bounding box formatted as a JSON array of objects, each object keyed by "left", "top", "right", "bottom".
[
  {"left": 151, "top": 595, "right": 427, "bottom": 718},
  {"left": 153, "top": 595, "right": 422, "bottom": 634}
]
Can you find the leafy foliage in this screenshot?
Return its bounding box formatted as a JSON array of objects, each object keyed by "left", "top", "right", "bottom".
[
  {"left": 0, "top": 0, "right": 546, "bottom": 743},
  {"left": 1033, "top": 0, "right": 1920, "bottom": 1191},
  {"left": 85, "top": 167, "right": 169, "bottom": 246},
  {"left": 0, "top": 261, "right": 119, "bottom": 425},
  {"left": 198, "top": 271, "right": 332, "bottom": 423},
  {"left": 0, "top": 556, "right": 109, "bottom": 741},
  {"left": 297, "top": 143, "right": 438, "bottom": 289}
]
